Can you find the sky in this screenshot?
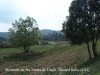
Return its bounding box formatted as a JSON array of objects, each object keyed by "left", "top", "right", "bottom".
[{"left": 0, "top": 0, "right": 72, "bottom": 32}]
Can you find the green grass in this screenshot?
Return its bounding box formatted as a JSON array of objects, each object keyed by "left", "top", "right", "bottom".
[{"left": 0, "top": 41, "right": 100, "bottom": 75}]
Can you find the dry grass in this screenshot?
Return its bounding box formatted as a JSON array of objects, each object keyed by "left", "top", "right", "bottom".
[{"left": 0, "top": 41, "right": 100, "bottom": 75}]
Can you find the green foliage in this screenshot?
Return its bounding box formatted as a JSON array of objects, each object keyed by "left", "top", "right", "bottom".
[
  {"left": 42, "top": 41, "right": 49, "bottom": 45},
  {"left": 43, "top": 31, "right": 66, "bottom": 41},
  {"left": 62, "top": 0, "right": 89, "bottom": 45},
  {"left": 0, "top": 37, "right": 11, "bottom": 48},
  {"left": 62, "top": 0, "right": 100, "bottom": 58},
  {"left": 0, "top": 41, "right": 12, "bottom": 48},
  {"left": 8, "top": 16, "right": 43, "bottom": 53}
]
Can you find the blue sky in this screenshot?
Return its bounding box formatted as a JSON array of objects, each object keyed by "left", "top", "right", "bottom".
[{"left": 0, "top": 0, "right": 72, "bottom": 32}]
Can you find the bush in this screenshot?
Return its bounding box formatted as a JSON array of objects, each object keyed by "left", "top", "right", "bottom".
[
  {"left": 0, "top": 41, "right": 12, "bottom": 48},
  {"left": 42, "top": 41, "right": 48, "bottom": 45}
]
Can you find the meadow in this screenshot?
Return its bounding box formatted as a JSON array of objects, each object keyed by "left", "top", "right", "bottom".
[{"left": 0, "top": 41, "right": 100, "bottom": 75}]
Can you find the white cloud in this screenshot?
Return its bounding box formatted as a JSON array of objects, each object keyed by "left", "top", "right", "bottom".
[
  {"left": 0, "top": 23, "right": 12, "bottom": 32},
  {"left": 0, "top": 0, "right": 72, "bottom": 32}
]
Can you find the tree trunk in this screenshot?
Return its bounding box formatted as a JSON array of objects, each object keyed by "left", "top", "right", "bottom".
[
  {"left": 92, "top": 41, "right": 97, "bottom": 57},
  {"left": 91, "top": 28, "right": 98, "bottom": 57},
  {"left": 86, "top": 42, "right": 92, "bottom": 59},
  {"left": 24, "top": 49, "right": 29, "bottom": 53},
  {"left": 24, "top": 45, "right": 29, "bottom": 53}
]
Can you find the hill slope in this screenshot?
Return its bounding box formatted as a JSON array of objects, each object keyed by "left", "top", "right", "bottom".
[
  {"left": 0, "top": 29, "right": 61, "bottom": 38},
  {"left": 0, "top": 32, "right": 8, "bottom": 38},
  {"left": 0, "top": 41, "right": 100, "bottom": 75},
  {"left": 40, "top": 29, "right": 61, "bottom": 35}
]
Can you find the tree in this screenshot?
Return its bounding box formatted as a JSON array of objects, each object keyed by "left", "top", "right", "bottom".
[
  {"left": 62, "top": 0, "right": 100, "bottom": 59},
  {"left": 8, "top": 16, "right": 42, "bottom": 53},
  {"left": 0, "top": 41, "right": 12, "bottom": 48}
]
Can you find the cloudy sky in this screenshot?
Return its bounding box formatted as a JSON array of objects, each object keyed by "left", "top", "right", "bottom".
[{"left": 0, "top": 0, "right": 72, "bottom": 32}]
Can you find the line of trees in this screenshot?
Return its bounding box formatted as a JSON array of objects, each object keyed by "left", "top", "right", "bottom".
[
  {"left": 0, "top": 37, "right": 12, "bottom": 48},
  {"left": 43, "top": 31, "right": 66, "bottom": 41},
  {"left": 62, "top": 0, "right": 100, "bottom": 59}
]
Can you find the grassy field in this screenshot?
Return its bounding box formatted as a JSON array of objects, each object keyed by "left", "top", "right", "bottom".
[{"left": 0, "top": 41, "right": 100, "bottom": 75}]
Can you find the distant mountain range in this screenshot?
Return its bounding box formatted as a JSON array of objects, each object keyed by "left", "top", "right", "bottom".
[
  {"left": 0, "top": 32, "right": 8, "bottom": 38},
  {"left": 0, "top": 29, "right": 62, "bottom": 38},
  {"left": 40, "top": 29, "right": 61, "bottom": 35}
]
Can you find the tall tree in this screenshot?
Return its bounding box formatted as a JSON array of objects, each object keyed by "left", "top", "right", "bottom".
[
  {"left": 62, "top": 0, "right": 100, "bottom": 59},
  {"left": 8, "top": 16, "right": 42, "bottom": 53}
]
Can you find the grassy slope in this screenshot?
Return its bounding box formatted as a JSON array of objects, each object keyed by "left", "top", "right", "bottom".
[{"left": 0, "top": 41, "right": 100, "bottom": 75}]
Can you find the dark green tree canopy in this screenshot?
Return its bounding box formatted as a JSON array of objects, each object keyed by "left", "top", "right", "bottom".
[{"left": 62, "top": 0, "right": 100, "bottom": 58}]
